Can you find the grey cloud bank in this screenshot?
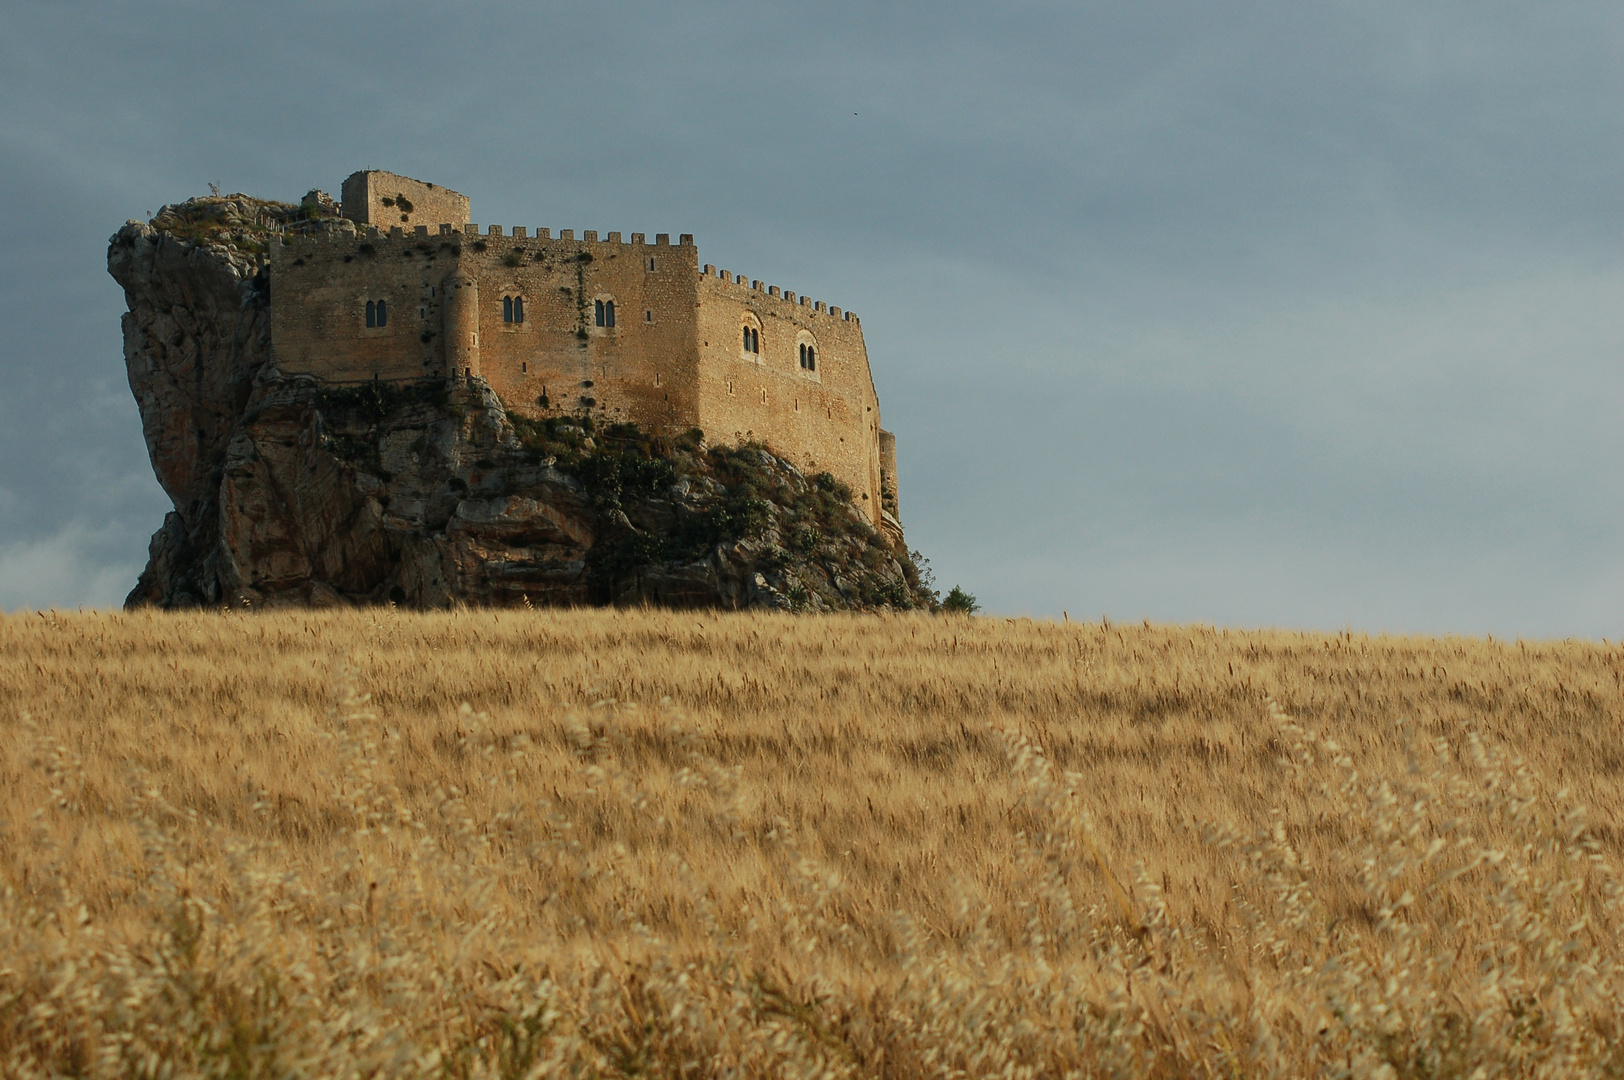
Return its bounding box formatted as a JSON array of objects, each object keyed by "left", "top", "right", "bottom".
[{"left": 0, "top": 0, "right": 1617, "bottom": 635}]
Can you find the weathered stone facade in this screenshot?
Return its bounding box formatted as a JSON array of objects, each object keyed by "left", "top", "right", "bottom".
[
  {"left": 339, "top": 170, "right": 470, "bottom": 231},
  {"left": 270, "top": 172, "right": 898, "bottom": 529}
]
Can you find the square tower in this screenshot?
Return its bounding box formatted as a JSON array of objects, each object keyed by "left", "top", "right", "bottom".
[{"left": 340, "top": 171, "right": 469, "bottom": 229}]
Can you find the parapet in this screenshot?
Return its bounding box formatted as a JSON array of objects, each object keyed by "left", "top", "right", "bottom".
[
  {"left": 698, "top": 263, "right": 854, "bottom": 325},
  {"left": 276, "top": 192, "right": 861, "bottom": 324},
  {"left": 279, "top": 219, "right": 697, "bottom": 256}
]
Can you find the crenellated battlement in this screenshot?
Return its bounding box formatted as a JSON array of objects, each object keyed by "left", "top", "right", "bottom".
[
  {"left": 277, "top": 222, "right": 694, "bottom": 249},
  {"left": 698, "top": 264, "right": 856, "bottom": 324},
  {"left": 275, "top": 222, "right": 858, "bottom": 324}
]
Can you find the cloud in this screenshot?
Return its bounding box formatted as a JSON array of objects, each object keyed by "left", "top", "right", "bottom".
[
  {"left": 0, "top": 0, "right": 1617, "bottom": 633},
  {"left": 0, "top": 522, "right": 144, "bottom": 613}
]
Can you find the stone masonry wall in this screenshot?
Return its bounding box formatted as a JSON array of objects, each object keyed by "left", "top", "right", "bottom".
[
  {"left": 879, "top": 428, "right": 899, "bottom": 519},
  {"left": 693, "top": 270, "right": 882, "bottom": 524},
  {"left": 271, "top": 230, "right": 447, "bottom": 382},
  {"left": 460, "top": 226, "right": 702, "bottom": 433},
  {"left": 270, "top": 223, "right": 885, "bottom": 522},
  {"left": 340, "top": 171, "right": 469, "bottom": 230}
]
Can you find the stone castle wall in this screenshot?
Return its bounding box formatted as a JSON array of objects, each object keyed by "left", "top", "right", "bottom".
[
  {"left": 340, "top": 171, "right": 470, "bottom": 230},
  {"left": 436, "top": 226, "right": 703, "bottom": 433},
  {"left": 693, "top": 268, "right": 882, "bottom": 523},
  {"left": 269, "top": 222, "right": 891, "bottom": 522}
]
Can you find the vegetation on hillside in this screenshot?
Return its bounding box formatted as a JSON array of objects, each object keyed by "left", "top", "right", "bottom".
[
  {"left": 3, "top": 610, "right": 1623, "bottom": 1076},
  {"left": 502, "top": 413, "right": 933, "bottom": 609},
  {"left": 147, "top": 190, "right": 345, "bottom": 253},
  {"left": 283, "top": 379, "right": 934, "bottom": 612}
]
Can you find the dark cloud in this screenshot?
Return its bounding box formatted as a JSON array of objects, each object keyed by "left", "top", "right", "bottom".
[{"left": 1, "top": 0, "right": 1617, "bottom": 633}]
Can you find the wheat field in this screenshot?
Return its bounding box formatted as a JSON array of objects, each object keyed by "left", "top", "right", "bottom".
[{"left": 2, "top": 608, "right": 1623, "bottom": 1078}]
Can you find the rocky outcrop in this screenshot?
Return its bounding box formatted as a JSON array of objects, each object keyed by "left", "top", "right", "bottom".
[{"left": 110, "top": 199, "right": 931, "bottom": 612}]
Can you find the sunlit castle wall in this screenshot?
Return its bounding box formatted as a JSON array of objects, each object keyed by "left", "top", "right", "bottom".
[
  {"left": 269, "top": 191, "right": 890, "bottom": 524},
  {"left": 694, "top": 268, "right": 884, "bottom": 524},
  {"left": 270, "top": 225, "right": 703, "bottom": 430},
  {"left": 443, "top": 225, "right": 703, "bottom": 429}
]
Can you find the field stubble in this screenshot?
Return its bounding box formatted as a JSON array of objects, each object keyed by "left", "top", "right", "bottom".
[{"left": 2, "top": 608, "right": 1624, "bottom": 1077}]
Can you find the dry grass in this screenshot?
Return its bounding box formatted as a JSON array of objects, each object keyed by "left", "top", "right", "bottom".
[{"left": 2, "top": 608, "right": 1623, "bottom": 1077}]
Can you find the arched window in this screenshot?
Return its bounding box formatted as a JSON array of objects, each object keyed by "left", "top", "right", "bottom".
[
  {"left": 366, "top": 299, "right": 388, "bottom": 328},
  {"left": 514, "top": 296, "right": 524, "bottom": 323},
  {"left": 503, "top": 296, "right": 524, "bottom": 323},
  {"left": 796, "top": 334, "right": 819, "bottom": 373},
  {"left": 366, "top": 300, "right": 376, "bottom": 328},
  {"left": 594, "top": 299, "right": 617, "bottom": 328},
  {"left": 503, "top": 296, "right": 513, "bottom": 322},
  {"left": 742, "top": 325, "right": 760, "bottom": 354}
]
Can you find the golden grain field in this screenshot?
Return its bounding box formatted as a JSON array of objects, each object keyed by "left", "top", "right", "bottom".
[{"left": 3, "top": 607, "right": 1623, "bottom": 1078}]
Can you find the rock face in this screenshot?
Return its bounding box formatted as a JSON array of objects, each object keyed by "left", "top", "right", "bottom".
[{"left": 110, "top": 200, "right": 932, "bottom": 612}]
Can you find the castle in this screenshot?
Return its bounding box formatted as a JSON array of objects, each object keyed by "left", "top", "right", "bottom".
[{"left": 272, "top": 171, "right": 900, "bottom": 530}]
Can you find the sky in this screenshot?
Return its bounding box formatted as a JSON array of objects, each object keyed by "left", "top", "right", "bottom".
[{"left": 0, "top": 0, "right": 1618, "bottom": 636}]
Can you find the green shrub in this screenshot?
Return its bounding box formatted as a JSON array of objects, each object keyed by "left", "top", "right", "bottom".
[
  {"left": 791, "top": 527, "right": 821, "bottom": 556},
  {"left": 313, "top": 379, "right": 447, "bottom": 423}
]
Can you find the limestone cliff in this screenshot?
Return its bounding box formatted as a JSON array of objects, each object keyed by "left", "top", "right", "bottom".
[{"left": 109, "top": 197, "right": 931, "bottom": 612}]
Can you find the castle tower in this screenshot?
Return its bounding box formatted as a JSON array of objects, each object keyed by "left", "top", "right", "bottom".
[
  {"left": 444, "top": 269, "right": 480, "bottom": 379},
  {"left": 341, "top": 171, "right": 469, "bottom": 229},
  {"left": 879, "top": 429, "right": 899, "bottom": 518}
]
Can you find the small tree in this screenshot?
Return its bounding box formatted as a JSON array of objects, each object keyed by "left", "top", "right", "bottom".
[{"left": 942, "top": 586, "right": 979, "bottom": 615}]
